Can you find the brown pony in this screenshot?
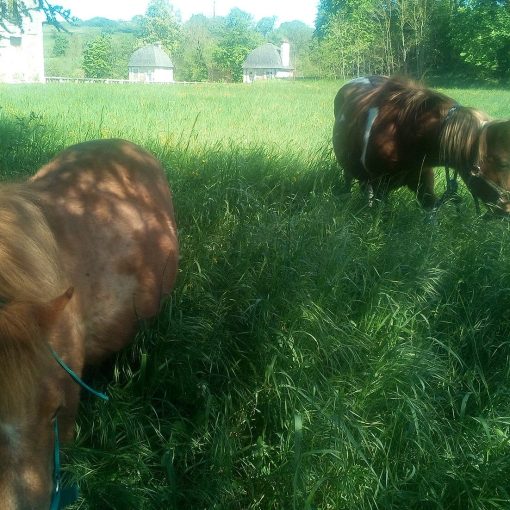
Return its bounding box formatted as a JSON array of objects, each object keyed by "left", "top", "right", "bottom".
[
  {"left": 0, "top": 139, "right": 179, "bottom": 509},
  {"left": 333, "top": 75, "right": 510, "bottom": 213}
]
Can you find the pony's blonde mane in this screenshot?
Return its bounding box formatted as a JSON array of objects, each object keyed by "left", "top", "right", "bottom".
[
  {"left": 0, "top": 184, "right": 64, "bottom": 418},
  {"left": 0, "top": 302, "right": 52, "bottom": 418},
  {"left": 0, "top": 184, "right": 63, "bottom": 301},
  {"left": 439, "top": 107, "right": 490, "bottom": 170}
]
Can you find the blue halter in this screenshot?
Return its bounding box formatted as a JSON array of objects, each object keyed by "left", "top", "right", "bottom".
[{"left": 49, "top": 348, "right": 109, "bottom": 510}]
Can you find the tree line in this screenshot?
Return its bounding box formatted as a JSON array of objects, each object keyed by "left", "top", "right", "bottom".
[
  {"left": 313, "top": 0, "right": 510, "bottom": 81},
  {"left": 47, "top": 0, "right": 314, "bottom": 82},
  {"left": 5, "top": 0, "right": 510, "bottom": 82}
]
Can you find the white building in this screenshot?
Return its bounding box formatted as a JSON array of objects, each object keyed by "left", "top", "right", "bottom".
[
  {"left": 0, "top": 1, "right": 45, "bottom": 83},
  {"left": 243, "top": 42, "right": 294, "bottom": 84},
  {"left": 128, "top": 44, "right": 174, "bottom": 83}
]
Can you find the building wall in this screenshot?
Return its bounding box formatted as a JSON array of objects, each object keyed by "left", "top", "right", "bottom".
[
  {"left": 280, "top": 42, "right": 290, "bottom": 68},
  {"left": 243, "top": 68, "right": 294, "bottom": 83},
  {"left": 0, "top": 7, "right": 45, "bottom": 83},
  {"left": 276, "top": 70, "right": 293, "bottom": 79},
  {"left": 129, "top": 67, "right": 174, "bottom": 83}
]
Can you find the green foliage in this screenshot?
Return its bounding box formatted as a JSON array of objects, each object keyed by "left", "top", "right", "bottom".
[
  {"left": 273, "top": 21, "right": 316, "bottom": 77},
  {"left": 138, "top": 0, "right": 181, "bottom": 57},
  {"left": 110, "top": 34, "right": 139, "bottom": 80},
  {"left": 45, "top": 25, "right": 139, "bottom": 80},
  {"left": 212, "top": 8, "right": 262, "bottom": 82},
  {"left": 451, "top": 1, "right": 510, "bottom": 79},
  {"left": 186, "top": 43, "right": 209, "bottom": 81},
  {"left": 82, "top": 34, "right": 114, "bottom": 78},
  {"left": 52, "top": 32, "right": 69, "bottom": 57},
  {"left": 255, "top": 16, "right": 276, "bottom": 39},
  {"left": 313, "top": 0, "right": 378, "bottom": 78},
  {"left": 176, "top": 14, "right": 219, "bottom": 81},
  {"left": 0, "top": 0, "right": 73, "bottom": 28},
  {"left": 315, "top": 0, "right": 346, "bottom": 38},
  {"left": 314, "top": 0, "right": 510, "bottom": 81}
]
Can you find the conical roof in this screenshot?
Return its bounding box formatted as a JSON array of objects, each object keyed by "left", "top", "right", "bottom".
[
  {"left": 129, "top": 44, "right": 173, "bottom": 68},
  {"left": 243, "top": 43, "right": 288, "bottom": 69}
]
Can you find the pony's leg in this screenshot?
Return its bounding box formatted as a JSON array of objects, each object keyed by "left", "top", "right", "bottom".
[
  {"left": 361, "top": 181, "right": 374, "bottom": 206},
  {"left": 342, "top": 167, "right": 354, "bottom": 194},
  {"left": 361, "top": 180, "right": 388, "bottom": 208},
  {"left": 407, "top": 167, "right": 437, "bottom": 210}
]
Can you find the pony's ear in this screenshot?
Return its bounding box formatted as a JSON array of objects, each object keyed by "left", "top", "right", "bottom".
[{"left": 35, "top": 287, "right": 74, "bottom": 331}]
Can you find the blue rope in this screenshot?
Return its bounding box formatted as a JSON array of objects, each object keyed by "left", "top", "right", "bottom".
[
  {"left": 49, "top": 348, "right": 109, "bottom": 509},
  {"left": 49, "top": 420, "right": 61, "bottom": 510},
  {"left": 50, "top": 348, "right": 109, "bottom": 401}
]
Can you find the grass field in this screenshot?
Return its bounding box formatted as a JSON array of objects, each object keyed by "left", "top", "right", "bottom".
[{"left": 2, "top": 80, "right": 510, "bottom": 509}]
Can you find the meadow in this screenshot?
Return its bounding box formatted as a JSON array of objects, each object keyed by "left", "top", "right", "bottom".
[{"left": 2, "top": 80, "right": 510, "bottom": 509}]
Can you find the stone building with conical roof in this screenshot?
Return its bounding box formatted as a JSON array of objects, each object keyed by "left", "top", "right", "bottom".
[
  {"left": 128, "top": 44, "right": 174, "bottom": 83},
  {"left": 242, "top": 42, "right": 294, "bottom": 84}
]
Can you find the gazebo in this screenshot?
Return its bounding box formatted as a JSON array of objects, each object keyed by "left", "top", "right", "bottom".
[
  {"left": 128, "top": 44, "right": 174, "bottom": 83},
  {"left": 243, "top": 42, "right": 294, "bottom": 84}
]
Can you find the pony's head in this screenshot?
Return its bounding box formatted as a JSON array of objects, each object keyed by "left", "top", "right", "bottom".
[
  {"left": 0, "top": 289, "right": 74, "bottom": 510},
  {"left": 471, "top": 120, "right": 510, "bottom": 214}
]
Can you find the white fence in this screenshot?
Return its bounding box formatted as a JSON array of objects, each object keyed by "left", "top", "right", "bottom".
[{"left": 45, "top": 77, "right": 204, "bottom": 85}]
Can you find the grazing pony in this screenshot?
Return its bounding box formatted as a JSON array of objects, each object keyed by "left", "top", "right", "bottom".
[
  {"left": 333, "top": 75, "right": 510, "bottom": 213},
  {"left": 0, "top": 139, "right": 179, "bottom": 509}
]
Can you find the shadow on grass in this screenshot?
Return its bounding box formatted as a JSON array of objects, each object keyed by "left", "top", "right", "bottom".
[{"left": 0, "top": 110, "right": 68, "bottom": 179}]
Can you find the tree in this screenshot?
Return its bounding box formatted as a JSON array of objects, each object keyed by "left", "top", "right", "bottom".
[
  {"left": 314, "top": 0, "right": 346, "bottom": 38},
  {"left": 212, "top": 8, "right": 261, "bottom": 82},
  {"left": 82, "top": 34, "right": 113, "bottom": 78},
  {"left": 177, "top": 14, "right": 217, "bottom": 81},
  {"left": 0, "top": 0, "right": 73, "bottom": 30},
  {"left": 51, "top": 32, "right": 69, "bottom": 57},
  {"left": 187, "top": 42, "right": 209, "bottom": 81},
  {"left": 274, "top": 20, "right": 315, "bottom": 77},
  {"left": 312, "top": 0, "right": 380, "bottom": 78},
  {"left": 450, "top": 0, "right": 510, "bottom": 79},
  {"left": 255, "top": 16, "right": 276, "bottom": 39},
  {"left": 312, "top": 0, "right": 459, "bottom": 79},
  {"left": 138, "top": 0, "right": 182, "bottom": 56}
]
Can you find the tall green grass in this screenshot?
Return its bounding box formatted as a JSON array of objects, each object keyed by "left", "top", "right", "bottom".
[{"left": 1, "top": 81, "right": 510, "bottom": 509}]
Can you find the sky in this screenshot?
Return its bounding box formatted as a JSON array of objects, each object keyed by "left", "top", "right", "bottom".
[{"left": 56, "top": 0, "right": 317, "bottom": 27}]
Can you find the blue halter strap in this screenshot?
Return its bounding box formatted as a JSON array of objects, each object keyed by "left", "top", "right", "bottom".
[{"left": 49, "top": 348, "right": 109, "bottom": 510}]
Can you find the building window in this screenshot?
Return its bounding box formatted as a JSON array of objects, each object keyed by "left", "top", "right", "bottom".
[{"left": 10, "top": 36, "right": 22, "bottom": 47}]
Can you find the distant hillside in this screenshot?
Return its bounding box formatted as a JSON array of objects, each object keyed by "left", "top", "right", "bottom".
[{"left": 44, "top": 20, "right": 139, "bottom": 79}]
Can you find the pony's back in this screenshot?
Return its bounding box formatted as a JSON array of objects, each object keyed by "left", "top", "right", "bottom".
[{"left": 31, "top": 138, "right": 179, "bottom": 363}]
